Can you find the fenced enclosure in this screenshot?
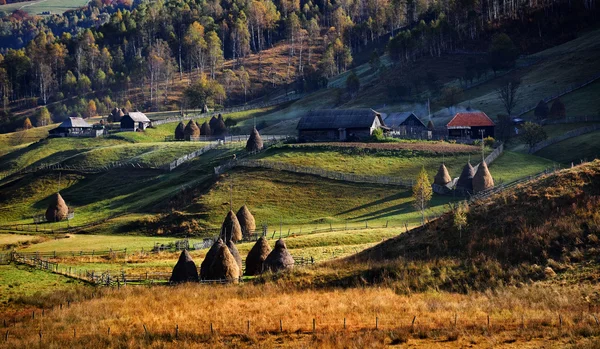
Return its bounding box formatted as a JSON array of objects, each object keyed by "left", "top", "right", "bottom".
[{"left": 528, "top": 124, "right": 600, "bottom": 153}]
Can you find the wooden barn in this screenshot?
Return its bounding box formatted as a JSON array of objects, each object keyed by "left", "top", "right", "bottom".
[
  {"left": 446, "top": 111, "right": 495, "bottom": 139},
  {"left": 383, "top": 112, "right": 427, "bottom": 135},
  {"left": 49, "top": 117, "right": 101, "bottom": 137},
  {"left": 297, "top": 109, "right": 389, "bottom": 142},
  {"left": 120, "top": 112, "right": 151, "bottom": 131}
]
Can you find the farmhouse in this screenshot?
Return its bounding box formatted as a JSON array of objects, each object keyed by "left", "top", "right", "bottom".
[
  {"left": 447, "top": 111, "right": 495, "bottom": 139},
  {"left": 120, "top": 112, "right": 151, "bottom": 131},
  {"left": 48, "top": 117, "right": 102, "bottom": 137},
  {"left": 383, "top": 112, "right": 427, "bottom": 135},
  {"left": 297, "top": 109, "right": 389, "bottom": 142}
]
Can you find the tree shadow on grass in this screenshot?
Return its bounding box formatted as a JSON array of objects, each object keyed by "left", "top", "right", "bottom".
[{"left": 336, "top": 191, "right": 412, "bottom": 216}]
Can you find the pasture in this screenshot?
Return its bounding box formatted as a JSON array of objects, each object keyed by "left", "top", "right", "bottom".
[{"left": 0, "top": 0, "right": 89, "bottom": 15}]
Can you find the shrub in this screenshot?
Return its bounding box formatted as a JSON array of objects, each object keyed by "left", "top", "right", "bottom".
[
  {"left": 370, "top": 128, "right": 385, "bottom": 141},
  {"left": 484, "top": 136, "right": 495, "bottom": 147}
]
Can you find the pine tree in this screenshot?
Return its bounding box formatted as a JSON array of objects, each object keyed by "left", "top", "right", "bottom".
[{"left": 412, "top": 166, "right": 432, "bottom": 225}]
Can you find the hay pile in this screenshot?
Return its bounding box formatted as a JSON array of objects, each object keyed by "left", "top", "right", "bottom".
[
  {"left": 174, "top": 121, "right": 185, "bottom": 140},
  {"left": 209, "top": 116, "right": 219, "bottom": 131},
  {"left": 236, "top": 205, "right": 256, "bottom": 238},
  {"left": 246, "top": 127, "right": 264, "bottom": 153},
  {"left": 212, "top": 114, "right": 227, "bottom": 136},
  {"left": 264, "top": 239, "right": 294, "bottom": 272},
  {"left": 200, "top": 238, "right": 224, "bottom": 280},
  {"left": 456, "top": 162, "right": 475, "bottom": 191},
  {"left": 45, "top": 193, "right": 69, "bottom": 222},
  {"left": 200, "top": 121, "right": 211, "bottom": 136},
  {"left": 110, "top": 108, "right": 124, "bottom": 122},
  {"left": 210, "top": 244, "right": 240, "bottom": 283},
  {"left": 221, "top": 211, "right": 243, "bottom": 242},
  {"left": 226, "top": 240, "right": 243, "bottom": 277},
  {"left": 434, "top": 164, "right": 451, "bottom": 186},
  {"left": 169, "top": 249, "right": 199, "bottom": 283},
  {"left": 550, "top": 98, "right": 566, "bottom": 119},
  {"left": 473, "top": 161, "right": 494, "bottom": 193},
  {"left": 184, "top": 120, "right": 200, "bottom": 140},
  {"left": 245, "top": 237, "right": 272, "bottom": 276}
]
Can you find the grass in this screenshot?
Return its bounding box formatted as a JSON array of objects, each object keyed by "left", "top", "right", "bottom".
[
  {"left": 488, "top": 151, "right": 557, "bottom": 183},
  {"left": 18, "top": 234, "right": 178, "bottom": 253},
  {"left": 535, "top": 130, "right": 600, "bottom": 164},
  {"left": 0, "top": 125, "right": 55, "bottom": 155},
  {"left": 0, "top": 0, "right": 89, "bottom": 15},
  {"left": 0, "top": 233, "right": 36, "bottom": 248}
]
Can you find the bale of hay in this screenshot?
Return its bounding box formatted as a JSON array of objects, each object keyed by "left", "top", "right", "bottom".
[
  {"left": 550, "top": 98, "right": 566, "bottom": 119},
  {"left": 427, "top": 120, "right": 435, "bottom": 130},
  {"left": 264, "top": 239, "right": 294, "bottom": 272},
  {"left": 226, "top": 240, "right": 243, "bottom": 277},
  {"left": 472, "top": 161, "right": 494, "bottom": 193},
  {"left": 45, "top": 192, "right": 69, "bottom": 222},
  {"left": 433, "top": 164, "right": 451, "bottom": 186},
  {"left": 236, "top": 205, "right": 256, "bottom": 238},
  {"left": 456, "top": 162, "right": 475, "bottom": 191},
  {"left": 209, "top": 116, "right": 219, "bottom": 131},
  {"left": 209, "top": 244, "right": 240, "bottom": 283},
  {"left": 246, "top": 127, "right": 264, "bottom": 153},
  {"left": 220, "top": 210, "right": 243, "bottom": 242},
  {"left": 534, "top": 100, "right": 549, "bottom": 120},
  {"left": 169, "top": 249, "right": 199, "bottom": 283},
  {"left": 200, "top": 238, "right": 224, "bottom": 280},
  {"left": 174, "top": 121, "right": 185, "bottom": 140},
  {"left": 200, "top": 121, "right": 211, "bottom": 136},
  {"left": 245, "top": 237, "right": 272, "bottom": 276},
  {"left": 184, "top": 120, "right": 200, "bottom": 140}
]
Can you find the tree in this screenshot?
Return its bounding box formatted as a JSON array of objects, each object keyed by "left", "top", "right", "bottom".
[
  {"left": 184, "top": 74, "right": 226, "bottom": 109},
  {"left": 86, "top": 100, "right": 97, "bottom": 118},
  {"left": 206, "top": 31, "right": 223, "bottom": 80},
  {"left": 495, "top": 114, "right": 513, "bottom": 142},
  {"left": 534, "top": 100, "right": 549, "bottom": 121},
  {"left": 497, "top": 79, "right": 521, "bottom": 115},
  {"left": 237, "top": 67, "right": 250, "bottom": 102},
  {"left": 346, "top": 70, "right": 360, "bottom": 95},
  {"left": 23, "top": 117, "right": 33, "bottom": 130},
  {"left": 412, "top": 166, "right": 432, "bottom": 225},
  {"left": 521, "top": 122, "right": 547, "bottom": 152},
  {"left": 36, "top": 107, "right": 51, "bottom": 126},
  {"left": 453, "top": 200, "right": 469, "bottom": 240},
  {"left": 185, "top": 22, "right": 207, "bottom": 76},
  {"left": 488, "top": 34, "right": 519, "bottom": 75},
  {"left": 369, "top": 52, "right": 381, "bottom": 72},
  {"left": 441, "top": 86, "right": 464, "bottom": 110}
]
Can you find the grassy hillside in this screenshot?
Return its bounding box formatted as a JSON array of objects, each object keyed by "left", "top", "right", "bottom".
[
  {"left": 535, "top": 129, "right": 600, "bottom": 164},
  {"left": 0, "top": 0, "right": 89, "bottom": 15}
]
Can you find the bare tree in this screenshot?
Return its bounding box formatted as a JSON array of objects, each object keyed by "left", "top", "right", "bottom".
[{"left": 497, "top": 79, "right": 521, "bottom": 116}]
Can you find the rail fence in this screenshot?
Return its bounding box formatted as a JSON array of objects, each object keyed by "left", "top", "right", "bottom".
[
  {"left": 540, "top": 115, "right": 600, "bottom": 125},
  {"left": 528, "top": 124, "right": 600, "bottom": 153}
]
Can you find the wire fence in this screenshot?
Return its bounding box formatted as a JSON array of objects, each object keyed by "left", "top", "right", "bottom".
[{"left": 528, "top": 124, "right": 600, "bottom": 153}]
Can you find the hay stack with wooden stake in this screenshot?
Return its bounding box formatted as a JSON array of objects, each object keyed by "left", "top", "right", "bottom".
[
  {"left": 434, "top": 164, "right": 451, "bottom": 185},
  {"left": 246, "top": 127, "right": 264, "bottom": 153},
  {"left": 200, "top": 238, "right": 224, "bottom": 280},
  {"left": 456, "top": 162, "right": 475, "bottom": 191},
  {"left": 473, "top": 160, "right": 494, "bottom": 193},
  {"left": 226, "top": 240, "right": 243, "bottom": 277},
  {"left": 209, "top": 244, "right": 240, "bottom": 283},
  {"left": 169, "top": 249, "right": 199, "bottom": 283},
  {"left": 200, "top": 121, "right": 211, "bottom": 136},
  {"left": 220, "top": 211, "right": 242, "bottom": 242},
  {"left": 236, "top": 205, "right": 256, "bottom": 238},
  {"left": 184, "top": 120, "right": 200, "bottom": 140},
  {"left": 264, "top": 239, "right": 294, "bottom": 272},
  {"left": 174, "top": 121, "right": 185, "bottom": 140},
  {"left": 245, "top": 237, "right": 272, "bottom": 276},
  {"left": 45, "top": 193, "right": 69, "bottom": 222}
]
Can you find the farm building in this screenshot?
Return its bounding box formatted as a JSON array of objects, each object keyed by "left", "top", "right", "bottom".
[
  {"left": 446, "top": 112, "right": 495, "bottom": 139},
  {"left": 297, "top": 109, "right": 389, "bottom": 141},
  {"left": 120, "top": 112, "right": 151, "bottom": 131},
  {"left": 48, "top": 117, "right": 102, "bottom": 137},
  {"left": 383, "top": 112, "right": 427, "bottom": 135}
]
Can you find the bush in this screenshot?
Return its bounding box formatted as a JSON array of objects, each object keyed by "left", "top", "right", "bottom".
[
  {"left": 370, "top": 128, "right": 385, "bottom": 141},
  {"left": 484, "top": 136, "right": 495, "bottom": 147}
]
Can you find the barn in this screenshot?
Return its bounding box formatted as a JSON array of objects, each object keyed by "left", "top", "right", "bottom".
[
  {"left": 297, "top": 109, "right": 389, "bottom": 142},
  {"left": 446, "top": 111, "right": 495, "bottom": 139},
  {"left": 48, "top": 117, "right": 100, "bottom": 137},
  {"left": 383, "top": 112, "right": 427, "bottom": 135},
  {"left": 120, "top": 112, "right": 151, "bottom": 132}
]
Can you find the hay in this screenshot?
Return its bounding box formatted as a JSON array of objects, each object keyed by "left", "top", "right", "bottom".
[
  {"left": 226, "top": 240, "right": 243, "bottom": 277},
  {"left": 200, "top": 238, "right": 224, "bottom": 280},
  {"left": 236, "top": 205, "right": 256, "bottom": 238},
  {"left": 434, "top": 164, "right": 451, "bottom": 185},
  {"left": 209, "top": 116, "right": 219, "bottom": 131},
  {"left": 264, "top": 239, "right": 294, "bottom": 272},
  {"left": 456, "top": 162, "right": 475, "bottom": 191},
  {"left": 184, "top": 120, "right": 200, "bottom": 140},
  {"left": 246, "top": 127, "right": 264, "bottom": 153},
  {"left": 473, "top": 161, "right": 494, "bottom": 193},
  {"left": 220, "top": 211, "right": 243, "bottom": 242},
  {"left": 209, "top": 244, "right": 240, "bottom": 283},
  {"left": 550, "top": 98, "right": 566, "bottom": 119},
  {"left": 174, "top": 121, "right": 185, "bottom": 140},
  {"left": 212, "top": 116, "right": 227, "bottom": 136},
  {"left": 200, "top": 121, "right": 211, "bottom": 136},
  {"left": 169, "top": 249, "right": 199, "bottom": 283},
  {"left": 245, "top": 237, "right": 272, "bottom": 276},
  {"left": 45, "top": 192, "right": 69, "bottom": 222}
]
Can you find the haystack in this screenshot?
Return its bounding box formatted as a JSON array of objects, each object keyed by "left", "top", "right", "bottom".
[
  {"left": 200, "top": 121, "right": 211, "bottom": 136},
  {"left": 226, "top": 240, "right": 243, "bottom": 277},
  {"left": 209, "top": 116, "right": 219, "bottom": 131},
  {"left": 456, "top": 162, "right": 475, "bottom": 191},
  {"left": 212, "top": 116, "right": 227, "bottom": 136},
  {"left": 220, "top": 210, "right": 243, "bottom": 242},
  {"left": 45, "top": 192, "right": 69, "bottom": 222},
  {"left": 236, "top": 205, "right": 256, "bottom": 237},
  {"left": 209, "top": 244, "right": 240, "bottom": 283},
  {"left": 550, "top": 98, "right": 566, "bottom": 119},
  {"left": 246, "top": 127, "right": 264, "bottom": 153},
  {"left": 427, "top": 120, "right": 435, "bottom": 130},
  {"left": 264, "top": 239, "right": 294, "bottom": 273},
  {"left": 169, "top": 249, "right": 199, "bottom": 283},
  {"left": 174, "top": 121, "right": 185, "bottom": 140},
  {"left": 433, "top": 164, "right": 451, "bottom": 186},
  {"left": 184, "top": 120, "right": 200, "bottom": 140},
  {"left": 200, "top": 238, "right": 224, "bottom": 280},
  {"left": 472, "top": 161, "right": 494, "bottom": 193},
  {"left": 245, "top": 237, "right": 272, "bottom": 276}
]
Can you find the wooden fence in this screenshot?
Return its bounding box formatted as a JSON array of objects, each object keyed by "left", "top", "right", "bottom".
[
  {"left": 528, "top": 124, "right": 600, "bottom": 153},
  {"left": 540, "top": 115, "right": 600, "bottom": 125}
]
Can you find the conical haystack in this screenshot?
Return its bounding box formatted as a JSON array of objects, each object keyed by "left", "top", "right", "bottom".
[
  {"left": 264, "top": 239, "right": 294, "bottom": 273},
  {"left": 184, "top": 120, "right": 200, "bottom": 140},
  {"left": 550, "top": 98, "right": 566, "bottom": 119},
  {"left": 236, "top": 205, "right": 256, "bottom": 238},
  {"left": 200, "top": 238, "right": 224, "bottom": 280},
  {"left": 220, "top": 211, "right": 243, "bottom": 242},
  {"left": 245, "top": 237, "right": 272, "bottom": 276},
  {"left": 473, "top": 161, "right": 494, "bottom": 193},
  {"left": 209, "top": 116, "right": 219, "bottom": 131},
  {"left": 170, "top": 249, "right": 199, "bottom": 283},
  {"left": 427, "top": 120, "right": 435, "bottom": 130},
  {"left": 433, "top": 164, "right": 451, "bottom": 186},
  {"left": 200, "top": 121, "right": 211, "bottom": 136},
  {"left": 226, "top": 240, "right": 243, "bottom": 277},
  {"left": 209, "top": 244, "right": 240, "bottom": 283},
  {"left": 456, "top": 162, "right": 475, "bottom": 191},
  {"left": 246, "top": 127, "right": 264, "bottom": 153},
  {"left": 212, "top": 117, "right": 227, "bottom": 136},
  {"left": 174, "top": 121, "right": 185, "bottom": 140},
  {"left": 45, "top": 193, "right": 69, "bottom": 222}
]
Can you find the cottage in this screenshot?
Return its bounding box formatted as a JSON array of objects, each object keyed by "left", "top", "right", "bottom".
[
  {"left": 446, "top": 111, "right": 495, "bottom": 139},
  {"left": 383, "top": 112, "right": 426, "bottom": 135},
  {"left": 120, "top": 112, "right": 151, "bottom": 131},
  {"left": 297, "top": 109, "right": 389, "bottom": 142},
  {"left": 49, "top": 117, "right": 100, "bottom": 137}
]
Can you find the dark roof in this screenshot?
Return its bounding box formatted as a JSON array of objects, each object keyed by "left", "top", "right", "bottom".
[
  {"left": 297, "top": 109, "right": 387, "bottom": 130},
  {"left": 384, "top": 112, "right": 426, "bottom": 128},
  {"left": 124, "top": 112, "right": 150, "bottom": 123},
  {"left": 447, "top": 112, "right": 495, "bottom": 128},
  {"left": 56, "top": 117, "right": 92, "bottom": 129}
]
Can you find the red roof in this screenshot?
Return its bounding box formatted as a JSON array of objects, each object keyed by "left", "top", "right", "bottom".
[{"left": 447, "top": 112, "right": 495, "bottom": 128}]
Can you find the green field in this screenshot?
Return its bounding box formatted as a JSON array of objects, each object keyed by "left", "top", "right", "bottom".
[
  {"left": 0, "top": 0, "right": 89, "bottom": 15},
  {"left": 535, "top": 130, "right": 600, "bottom": 164}
]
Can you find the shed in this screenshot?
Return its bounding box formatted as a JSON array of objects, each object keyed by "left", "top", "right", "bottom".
[
  {"left": 446, "top": 112, "right": 495, "bottom": 139},
  {"left": 49, "top": 117, "right": 96, "bottom": 137},
  {"left": 120, "top": 112, "right": 151, "bottom": 131},
  {"left": 383, "top": 112, "right": 426, "bottom": 134},
  {"left": 297, "top": 109, "right": 389, "bottom": 142}
]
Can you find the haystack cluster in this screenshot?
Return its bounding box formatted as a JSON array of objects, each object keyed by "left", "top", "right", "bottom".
[
  {"left": 434, "top": 160, "right": 494, "bottom": 194},
  {"left": 199, "top": 238, "right": 240, "bottom": 282},
  {"left": 45, "top": 192, "right": 69, "bottom": 222}
]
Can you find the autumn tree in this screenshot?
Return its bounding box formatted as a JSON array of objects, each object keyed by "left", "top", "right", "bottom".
[
  {"left": 521, "top": 122, "right": 547, "bottom": 152},
  {"left": 413, "top": 166, "right": 432, "bottom": 225},
  {"left": 185, "top": 22, "right": 207, "bottom": 76},
  {"left": 184, "top": 74, "right": 226, "bottom": 109},
  {"left": 23, "top": 117, "right": 33, "bottom": 130},
  {"left": 206, "top": 31, "right": 223, "bottom": 80},
  {"left": 37, "top": 107, "right": 51, "bottom": 126},
  {"left": 237, "top": 67, "right": 250, "bottom": 102}
]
